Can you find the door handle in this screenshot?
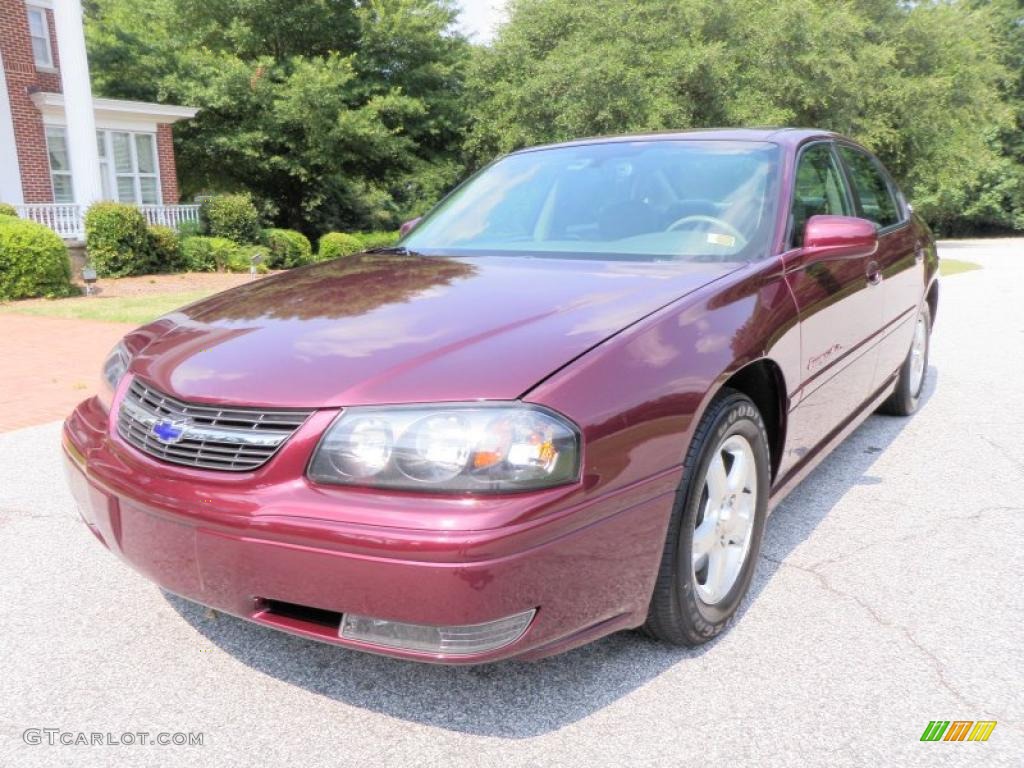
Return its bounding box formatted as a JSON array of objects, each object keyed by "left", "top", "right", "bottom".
[{"left": 866, "top": 260, "right": 882, "bottom": 287}]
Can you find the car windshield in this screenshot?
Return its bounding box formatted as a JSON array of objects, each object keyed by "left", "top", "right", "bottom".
[{"left": 403, "top": 140, "right": 782, "bottom": 261}]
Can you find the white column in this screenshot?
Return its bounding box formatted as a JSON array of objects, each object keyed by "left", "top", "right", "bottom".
[
  {"left": 0, "top": 52, "right": 24, "bottom": 205},
  {"left": 52, "top": 0, "right": 102, "bottom": 207}
]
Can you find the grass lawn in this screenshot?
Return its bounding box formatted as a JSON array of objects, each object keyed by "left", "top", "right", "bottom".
[
  {"left": 939, "top": 258, "right": 982, "bottom": 277},
  {"left": 0, "top": 290, "right": 218, "bottom": 325}
]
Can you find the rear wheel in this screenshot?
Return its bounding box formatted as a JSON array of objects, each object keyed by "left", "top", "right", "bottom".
[
  {"left": 644, "top": 389, "right": 770, "bottom": 646},
  {"left": 878, "top": 303, "right": 931, "bottom": 416}
]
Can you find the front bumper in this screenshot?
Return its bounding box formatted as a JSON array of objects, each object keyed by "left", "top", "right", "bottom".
[{"left": 63, "top": 395, "right": 677, "bottom": 664}]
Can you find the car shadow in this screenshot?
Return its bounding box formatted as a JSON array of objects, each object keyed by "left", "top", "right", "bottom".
[{"left": 166, "top": 367, "right": 938, "bottom": 739}]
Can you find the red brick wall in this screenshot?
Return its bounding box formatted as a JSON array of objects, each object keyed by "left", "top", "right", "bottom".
[
  {"left": 156, "top": 123, "right": 180, "bottom": 204},
  {"left": 0, "top": 0, "right": 61, "bottom": 203}
]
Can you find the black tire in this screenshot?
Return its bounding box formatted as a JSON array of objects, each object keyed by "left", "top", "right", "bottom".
[
  {"left": 643, "top": 388, "right": 770, "bottom": 646},
  {"left": 878, "top": 303, "right": 931, "bottom": 417}
]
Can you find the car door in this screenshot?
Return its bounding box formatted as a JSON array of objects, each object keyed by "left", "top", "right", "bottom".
[
  {"left": 780, "top": 141, "right": 884, "bottom": 473},
  {"left": 835, "top": 144, "right": 923, "bottom": 389}
]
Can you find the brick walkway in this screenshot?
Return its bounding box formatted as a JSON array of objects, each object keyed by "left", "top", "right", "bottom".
[{"left": 0, "top": 314, "right": 134, "bottom": 432}]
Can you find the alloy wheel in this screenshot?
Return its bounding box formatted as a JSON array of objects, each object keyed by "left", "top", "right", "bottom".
[{"left": 692, "top": 434, "right": 758, "bottom": 605}]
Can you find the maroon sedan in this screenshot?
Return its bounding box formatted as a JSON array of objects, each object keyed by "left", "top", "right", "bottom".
[{"left": 64, "top": 128, "right": 938, "bottom": 663}]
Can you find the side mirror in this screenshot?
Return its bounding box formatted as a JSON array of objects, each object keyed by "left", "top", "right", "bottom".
[
  {"left": 802, "top": 215, "right": 878, "bottom": 260},
  {"left": 399, "top": 216, "right": 422, "bottom": 238}
]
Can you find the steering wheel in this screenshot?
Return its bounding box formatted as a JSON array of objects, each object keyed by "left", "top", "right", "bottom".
[{"left": 667, "top": 214, "right": 747, "bottom": 247}]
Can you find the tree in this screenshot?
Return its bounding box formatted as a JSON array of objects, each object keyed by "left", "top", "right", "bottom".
[
  {"left": 85, "top": 0, "right": 470, "bottom": 235},
  {"left": 966, "top": 0, "right": 1024, "bottom": 232},
  {"left": 466, "top": 0, "right": 1017, "bottom": 234}
]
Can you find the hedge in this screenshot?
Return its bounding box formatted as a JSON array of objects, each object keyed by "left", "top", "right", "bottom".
[
  {"left": 148, "top": 225, "right": 183, "bottom": 272},
  {"left": 0, "top": 202, "right": 18, "bottom": 217},
  {"left": 199, "top": 194, "right": 261, "bottom": 243},
  {"left": 180, "top": 236, "right": 268, "bottom": 273},
  {"left": 84, "top": 202, "right": 155, "bottom": 277},
  {"left": 233, "top": 245, "right": 270, "bottom": 274},
  {"left": 263, "top": 228, "right": 312, "bottom": 268},
  {"left": 0, "top": 217, "right": 74, "bottom": 300},
  {"left": 317, "top": 232, "right": 363, "bottom": 261},
  {"left": 181, "top": 236, "right": 233, "bottom": 272},
  {"left": 356, "top": 231, "right": 399, "bottom": 250}
]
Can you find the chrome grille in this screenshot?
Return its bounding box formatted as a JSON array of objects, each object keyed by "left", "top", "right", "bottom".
[{"left": 117, "top": 378, "right": 312, "bottom": 472}]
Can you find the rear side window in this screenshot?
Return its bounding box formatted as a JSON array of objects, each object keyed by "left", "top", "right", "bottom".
[
  {"left": 837, "top": 146, "right": 901, "bottom": 228},
  {"left": 790, "top": 143, "right": 852, "bottom": 247}
]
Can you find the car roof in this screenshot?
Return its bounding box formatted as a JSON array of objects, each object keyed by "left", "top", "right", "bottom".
[{"left": 513, "top": 127, "right": 848, "bottom": 154}]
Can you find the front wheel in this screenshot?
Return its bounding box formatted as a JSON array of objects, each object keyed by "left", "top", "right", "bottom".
[
  {"left": 643, "top": 389, "right": 770, "bottom": 646},
  {"left": 878, "top": 303, "right": 931, "bottom": 416}
]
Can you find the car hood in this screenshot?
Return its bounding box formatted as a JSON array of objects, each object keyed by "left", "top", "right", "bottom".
[{"left": 126, "top": 253, "right": 738, "bottom": 408}]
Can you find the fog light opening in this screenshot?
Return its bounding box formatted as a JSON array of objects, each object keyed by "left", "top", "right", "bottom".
[{"left": 339, "top": 609, "right": 536, "bottom": 655}]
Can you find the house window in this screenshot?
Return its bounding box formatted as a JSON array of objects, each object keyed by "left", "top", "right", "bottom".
[
  {"left": 26, "top": 6, "right": 54, "bottom": 69},
  {"left": 96, "top": 130, "right": 112, "bottom": 200},
  {"left": 105, "top": 131, "right": 161, "bottom": 205},
  {"left": 45, "top": 126, "right": 74, "bottom": 203}
]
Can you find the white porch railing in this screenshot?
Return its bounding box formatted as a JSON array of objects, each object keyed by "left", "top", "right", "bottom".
[
  {"left": 14, "top": 203, "right": 201, "bottom": 240},
  {"left": 139, "top": 204, "right": 200, "bottom": 229},
  {"left": 15, "top": 204, "right": 84, "bottom": 239}
]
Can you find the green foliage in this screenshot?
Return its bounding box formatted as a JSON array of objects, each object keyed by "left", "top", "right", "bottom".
[
  {"left": 963, "top": 0, "right": 1024, "bottom": 233},
  {"left": 0, "top": 217, "right": 74, "bottom": 300},
  {"left": 84, "top": 202, "right": 156, "bottom": 277},
  {"left": 84, "top": 0, "right": 1024, "bottom": 235},
  {"left": 86, "top": 0, "right": 470, "bottom": 234},
  {"left": 317, "top": 232, "right": 364, "bottom": 261},
  {"left": 199, "top": 193, "right": 262, "bottom": 243},
  {"left": 180, "top": 235, "right": 233, "bottom": 272},
  {"left": 148, "top": 225, "right": 183, "bottom": 271},
  {"left": 177, "top": 219, "right": 203, "bottom": 238},
  {"left": 236, "top": 245, "right": 271, "bottom": 274},
  {"left": 181, "top": 236, "right": 268, "bottom": 273},
  {"left": 466, "top": 0, "right": 1018, "bottom": 235},
  {"left": 355, "top": 231, "right": 400, "bottom": 249},
  {"left": 262, "top": 227, "right": 312, "bottom": 268},
  {"left": 0, "top": 203, "right": 18, "bottom": 217}
]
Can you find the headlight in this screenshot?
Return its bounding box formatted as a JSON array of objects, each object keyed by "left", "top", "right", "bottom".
[
  {"left": 98, "top": 341, "right": 131, "bottom": 411},
  {"left": 308, "top": 404, "right": 580, "bottom": 493}
]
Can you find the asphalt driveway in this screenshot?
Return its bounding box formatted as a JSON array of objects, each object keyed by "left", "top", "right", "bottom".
[{"left": 1, "top": 239, "right": 1021, "bottom": 767}]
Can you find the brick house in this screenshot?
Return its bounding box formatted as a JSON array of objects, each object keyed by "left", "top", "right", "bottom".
[{"left": 0, "top": 0, "right": 198, "bottom": 238}]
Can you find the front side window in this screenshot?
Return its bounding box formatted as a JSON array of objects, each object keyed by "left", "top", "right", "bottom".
[
  {"left": 837, "top": 146, "right": 901, "bottom": 228},
  {"left": 45, "top": 126, "right": 74, "bottom": 203},
  {"left": 108, "top": 131, "right": 160, "bottom": 204},
  {"left": 26, "top": 7, "right": 53, "bottom": 68},
  {"left": 789, "top": 143, "right": 852, "bottom": 247},
  {"left": 403, "top": 140, "right": 782, "bottom": 262}
]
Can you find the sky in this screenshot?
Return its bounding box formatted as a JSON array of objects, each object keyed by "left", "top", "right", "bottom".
[{"left": 455, "top": 0, "right": 509, "bottom": 43}]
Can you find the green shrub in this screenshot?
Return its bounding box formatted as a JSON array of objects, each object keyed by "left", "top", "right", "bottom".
[
  {"left": 263, "top": 228, "right": 312, "bottom": 268},
  {"left": 180, "top": 237, "right": 268, "bottom": 273},
  {"left": 0, "top": 217, "right": 74, "bottom": 300},
  {"left": 0, "top": 202, "right": 18, "bottom": 217},
  {"left": 179, "top": 236, "right": 235, "bottom": 272},
  {"left": 317, "top": 232, "right": 364, "bottom": 261},
  {"left": 177, "top": 219, "right": 203, "bottom": 238},
  {"left": 180, "top": 236, "right": 216, "bottom": 272},
  {"left": 355, "top": 231, "right": 399, "bottom": 250},
  {"left": 148, "top": 225, "right": 183, "bottom": 271},
  {"left": 231, "top": 245, "right": 270, "bottom": 274},
  {"left": 199, "top": 194, "right": 261, "bottom": 243},
  {"left": 84, "top": 202, "right": 156, "bottom": 277}
]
